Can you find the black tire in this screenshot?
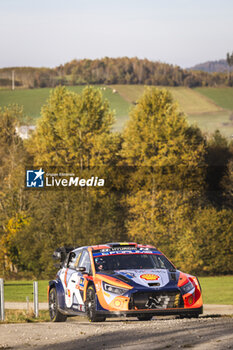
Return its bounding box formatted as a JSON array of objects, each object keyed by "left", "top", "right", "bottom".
[
  {"left": 179, "top": 313, "right": 199, "bottom": 319},
  {"left": 86, "top": 285, "right": 106, "bottom": 322},
  {"left": 49, "top": 287, "right": 67, "bottom": 322},
  {"left": 137, "top": 314, "right": 153, "bottom": 321}
]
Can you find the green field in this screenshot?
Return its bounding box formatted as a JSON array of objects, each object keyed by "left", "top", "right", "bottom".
[
  {"left": 112, "top": 85, "right": 233, "bottom": 136},
  {"left": 188, "top": 111, "right": 233, "bottom": 138},
  {"left": 111, "top": 85, "right": 222, "bottom": 115},
  {"left": 199, "top": 276, "right": 233, "bottom": 305},
  {"left": 0, "top": 86, "right": 131, "bottom": 128},
  {"left": 195, "top": 87, "right": 233, "bottom": 110},
  {"left": 0, "top": 85, "right": 233, "bottom": 136},
  {"left": 3, "top": 276, "right": 233, "bottom": 305},
  {"left": 4, "top": 280, "right": 48, "bottom": 303}
]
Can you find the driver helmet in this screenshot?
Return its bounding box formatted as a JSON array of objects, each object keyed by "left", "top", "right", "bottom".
[{"left": 95, "top": 257, "right": 106, "bottom": 271}]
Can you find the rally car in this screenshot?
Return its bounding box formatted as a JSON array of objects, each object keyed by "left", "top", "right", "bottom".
[{"left": 48, "top": 242, "right": 203, "bottom": 322}]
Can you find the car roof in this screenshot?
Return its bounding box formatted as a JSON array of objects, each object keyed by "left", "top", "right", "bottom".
[{"left": 72, "top": 242, "right": 157, "bottom": 253}]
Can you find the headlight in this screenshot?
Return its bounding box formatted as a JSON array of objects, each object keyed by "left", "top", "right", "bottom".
[
  {"left": 103, "top": 282, "right": 128, "bottom": 295},
  {"left": 180, "top": 280, "right": 194, "bottom": 294}
]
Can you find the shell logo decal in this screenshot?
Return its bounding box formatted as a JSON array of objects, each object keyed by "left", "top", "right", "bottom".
[{"left": 140, "top": 274, "right": 160, "bottom": 281}]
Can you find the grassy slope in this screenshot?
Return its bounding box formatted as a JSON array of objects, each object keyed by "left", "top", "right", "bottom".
[
  {"left": 111, "top": 85, "right": 221, "bottom": 115},
  {"left": 0, "top": 88, "right": 51, "bottom": 120},
  {"left": 0, "top": 86, "right": 131, "bottom": 126},
  {"left": 195, "top": 87, "right": 233, "bottom": 110},
  {"left": 1, "top": 85, "right": 233, "bottom": 135},
  {"left": 188, "top": 110, "right": 233, "bottom": 138},
  {"left": 4, "top": 276, "right": 233, "bottom": 305},
  {"left": 169, "top": 87, "right": 221, "bottom": 114},
  {"left": 111, "top": 85, "right": 233, "bottom": 136}
]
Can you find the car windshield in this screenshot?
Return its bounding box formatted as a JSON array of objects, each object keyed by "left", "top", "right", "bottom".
[{"left": 94, "top": 253, "right": 175, "bottom": 272}]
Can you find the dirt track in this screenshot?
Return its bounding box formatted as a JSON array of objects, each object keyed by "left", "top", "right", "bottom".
[
  {"left": 4, "top": 303, "right": 233, "bottom": 315},
  {"left": 1, "top": 316, "right": 233, "bottom": 350}
]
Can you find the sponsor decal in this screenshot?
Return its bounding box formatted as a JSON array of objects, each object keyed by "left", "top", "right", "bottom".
[
  {"left": 93, "top": 250, "right": 161, "bottom": 257},
  {"left": 79, "top": 277, "right": 84, "bottom": 287},
  {"left": 140, "top": 274, "right": 160, "bottom": 281},
  {"left": 119, "top": 272, "right": 135, "bottom": 279},
  {"left": 73, "top": 304, "right": 85, "bottom": 312},
  {"left": 95, "top": 282, "right": 101, "bottom": 292},
  {"left": 114, "top": 299, "right": 122, "bottom": 307},
  {"left": 174, "top": 293, "right": 180, "bottom": 308}
]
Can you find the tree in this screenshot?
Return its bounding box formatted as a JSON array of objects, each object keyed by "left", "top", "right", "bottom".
[
  {"left": 205, "top": 130, "right": 232, "bottom": 207},
  {"left": 29, "top": 86, "right": 114, "bottom": 167},
  {"left": 176, "top": 207, "right": 233, "bottom": 274},
  {"left": 221, "top": 141, "right": 233, "bottom": 208},
  {"left": 121, "top": 87, "right": 206, "bottom": 259},
  {"left": 226, "top": 52, "right": 233, "bottom": 84},
  {"left": 19, "top": 86, "right": 127, "bottom": 278},
  {"left": 0, "top": 105, "right": 29, "bottom": 275}
]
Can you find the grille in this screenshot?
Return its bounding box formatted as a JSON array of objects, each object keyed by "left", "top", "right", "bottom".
[{"left": 129, "top": 291, "right": 183, "bottom": 310}]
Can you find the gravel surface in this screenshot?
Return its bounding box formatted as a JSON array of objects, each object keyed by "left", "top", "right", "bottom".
[
  {"left": 1, "top": 316, "right": 233, "bottom": 350},
  {"left": 4, "top": 303, "right": 233, "bottom": 315}
]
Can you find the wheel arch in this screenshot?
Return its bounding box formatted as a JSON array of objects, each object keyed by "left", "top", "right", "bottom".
[
  {"left": 84, "top": 280, "right": 95, "bottom": 301},
  {"left": 48, "top": 279, "right": 66, "bottom": 310}
]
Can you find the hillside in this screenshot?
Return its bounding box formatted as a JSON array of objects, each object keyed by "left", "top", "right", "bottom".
[
  {"left": 0, "top": 85, "right": 233, "bottom": 137},
  {"left": 0, "top": 57, "right": 229, "bottom": 89},
  {"left": 189, "top": 59, "right": 229, "bottom": 73}
]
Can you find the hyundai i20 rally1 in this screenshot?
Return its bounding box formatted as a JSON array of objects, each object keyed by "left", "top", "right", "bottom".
[{"left": 48, "top": 242, "right": 203, "bottom": 322}]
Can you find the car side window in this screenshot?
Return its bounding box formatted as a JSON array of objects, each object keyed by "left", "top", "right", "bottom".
[
  {"left": 67, "top": 250, "right": 82, "bottom": 269},
  {"left": 74, "top": 251, "right": 82, "bottom": 268},
  {"left": 78, "top": 250, "right": 92, "bottom": 274}
]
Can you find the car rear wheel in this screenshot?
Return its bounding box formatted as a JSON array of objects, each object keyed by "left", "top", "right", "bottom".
[
  {"left": 137, "top": 314, "right": 153, "bottom": 321},
  {"left": 49, "top": 287, "right": 67, "bottom": 322},
  {"left": 86, "top": 285, "right": 106, "bottom": 322}
]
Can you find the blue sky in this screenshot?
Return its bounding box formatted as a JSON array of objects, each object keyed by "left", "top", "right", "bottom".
[{"left": 0, "top": 0, "right": 232, "bottom": 68}]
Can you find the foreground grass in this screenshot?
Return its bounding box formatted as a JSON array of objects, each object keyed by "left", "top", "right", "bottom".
[
  {"left": 1, "top": 310, "right": 50, "bottom": 323},
  {"left": 199, "top": 276, "right": 233, "bottom": 305},
  {"left": 3, "top": 276, "right": 233, "bottom": 305}
]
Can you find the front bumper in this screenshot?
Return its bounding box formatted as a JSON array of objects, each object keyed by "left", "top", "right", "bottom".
[
  {"left": 96, "top": 288, "right": 203, "bottom": 317},
  {"left": 96, "top": 306, "right": 203, "bottom": 317}
]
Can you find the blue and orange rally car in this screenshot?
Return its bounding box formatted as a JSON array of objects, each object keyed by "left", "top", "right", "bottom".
[{"left": 48, "top": 242, "right": 203, "bottom": 322}]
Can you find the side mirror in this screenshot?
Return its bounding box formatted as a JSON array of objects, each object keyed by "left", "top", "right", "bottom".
[{"left": 76, "top": 266, "right": 86, "bottom": 272}]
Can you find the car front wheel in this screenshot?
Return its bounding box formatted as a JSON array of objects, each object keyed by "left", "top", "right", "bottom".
[
  {"left": 86, "top": 285, "right": 106, "bottom": 322},
  {"left": 49, "top": 287, "right": 67, "bottom": 322},
  {"left": 137, "top": 314, "right": 153, "bottom": 321}
]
